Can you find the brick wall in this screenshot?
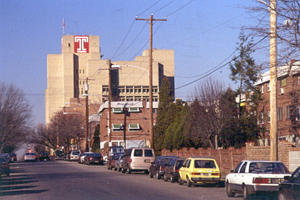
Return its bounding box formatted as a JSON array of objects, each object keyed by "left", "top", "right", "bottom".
[{"left": 162, "top": 141, "right": 300, "bottom": 176}]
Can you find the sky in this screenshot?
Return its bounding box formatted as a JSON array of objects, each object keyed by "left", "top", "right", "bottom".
[{"left": 0, "top": 0, "right": 267, "bottom": 126}]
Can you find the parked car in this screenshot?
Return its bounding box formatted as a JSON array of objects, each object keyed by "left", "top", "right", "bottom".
[
  {"left": 79, "top": 152, "right": 93, "bottom": 164},
  {"left": 163, "top": 158, "right": 185, "bottom": 182},
  {"left": 0, "top": 157, "right": 9, "bottom": 177},
  {"left": 115, "top": 154, "right": 125, "bottom": 171},
  {"left": 69, "top": 150, "right": 81, "bottom": 161},
  {"left": 55, "top": 150, "right": 65, "bottom": 160},
  {"left": 24, "top": 152, "right": 38, "bottom": 162},
  {"left": 39, "top": 151, "right": 50, "bottom": 161},
  {"left": 278, "top": 166, "right": 300, "bottom": 200},
  {"left": 149, "top": 156, "right": 178, "bottom": 179},
  {"left": 179, "top": 157, "right": 221, "bottom": 187},
  {"left": 107, "top": 153, "right": 123, "bottom": 170},
  {"left": 225, "top": 160, "right": 290, "bottom": 199},
  {"left": 84, "top": 153, "right": 103, "bottom": 165},
  {"left": 122, "top": 148, "right": 155, "bottom": 174},
  {"left": 9, "top": 152, "right": 17, "bottom": 162}
]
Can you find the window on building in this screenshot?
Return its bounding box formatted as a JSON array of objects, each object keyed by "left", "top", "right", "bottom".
[
  {"left": 298, "top": 76, "right": 300, "bottom": 85},
  {"left": 153, "top": 86, "right": 158, "bottom": 93},
  {"left": 119, "top": 86, "right": 125, "bottom": 93},
  {"left": 259, "top": 112, "right": 264, "bottom": 124},
  {"left": 112, "top": 107, "right": 123, "bottom": 113},
  {"left": 278, "top": 107, "right": 283, "bottom": 121},
  {"left": 126, "top": 86, "right": 133, "bottom": 93},
  {"left": 112, "top": 124, "right": 123, "bottom": 131},
  {"left": 280, "top": 78, "right": 287, "bottom": 87},
  {"left": 82, "top": 69, "right": 84, "bottom": 74},
  {"left": 153, "top": 96, "right": 158, "bottom": 102},
  {"left": 102, "top": 85, "right": 109, "bottom": 93},
  {"left": 267, "top": 82, "right": 270, "bottom": 91},
  {"left": 128, "top": 107, "right": 140, "bottom": 113},
  {"left": 143, "top": 96, "right": 149, "bottom": 102},
  {"left": 126, "top": 96, "right": 133, "bottom": 101},
  {"left": 79, "top": 69, "right": 81, "bottom": 74},
  {"left": 142, "top": 86, "right": 149, "bottom": 93},
  {"left": 296, "top": 106, "right": 300, "bottom": 121},
  {"left": 120, "top": 96, "right": 125, "bottom": 101},
  {"left": 267, "top": 111, "right": 270, "bottom": 123},
  {"left": 128, "top": 123, "right": 140, "bottom": 131},
  {"left": 261, "top": 85, "right": 264, "bottom": 93},
  {"left": 134, "top": 86, "right": 141, "bottom": 93},
  {"left": 286, "top": 105, "right": 291, "bottom": 120},
  {"left": 134, "top": 96, "right": 142, "bottom": 101}
]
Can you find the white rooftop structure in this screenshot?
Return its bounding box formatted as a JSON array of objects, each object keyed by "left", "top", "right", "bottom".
[{"left": 98, "top": 101, "right": 158, "bottom": 114}]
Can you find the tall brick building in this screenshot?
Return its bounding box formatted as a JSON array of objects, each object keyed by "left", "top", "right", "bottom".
[
  {"left": 255, "top": 61, "right": 300, "bottom": 146},
  {"left": 45, "top": 35, "right": 174, "bottom": 124}
]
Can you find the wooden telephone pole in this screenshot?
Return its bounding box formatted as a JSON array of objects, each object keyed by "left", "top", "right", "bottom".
[
  {"left": 269, "top": 0, "right": 278, "bottom": 161},
  {"left": 107, "top": 59, "right": 112, "bottom": 147},
  {"left": 84, "top": 77, "right": 89, "bottom": 152},
  {"left": 136, "top": 15, "right": 167, "bottom": 149}
]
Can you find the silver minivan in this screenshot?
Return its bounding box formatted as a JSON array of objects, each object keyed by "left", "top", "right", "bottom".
[{"left": 122, "top": 148, "right": 155, "bottom": 174}]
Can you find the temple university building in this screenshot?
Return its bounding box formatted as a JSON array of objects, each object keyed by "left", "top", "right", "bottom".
[{"left": 45, "top": 35, "right": 174, "bottom": 149}]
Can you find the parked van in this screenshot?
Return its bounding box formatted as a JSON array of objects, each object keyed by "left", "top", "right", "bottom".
[{"left": 121, "top": 148, "right": 155, "bottom": 174}]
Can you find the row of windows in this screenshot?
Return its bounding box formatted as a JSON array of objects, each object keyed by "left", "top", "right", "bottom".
[
  {"left": 102, "top": 85, "right": 158, "bottom": 94},
  {"left": 102, "top": 96, "right": 158, "bottom": 102},
  {"left": 258, "top": 105, "right": 300, "bottom": 124},
  {"left": 260, "top": 76, "right": 300, "bottom": 93},
  {"left": 112, "top": 123, "right": 141, "bottom": 131}
]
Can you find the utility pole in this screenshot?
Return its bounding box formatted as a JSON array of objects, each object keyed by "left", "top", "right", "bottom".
[
  {"left": 107, "top": 59, "right": 112, "bottom": 147},
  {"left": 269, "top": 0, "right": 278, "bottom": 161},
  {"left": 136, "top": 14, "right": 167, "bottom": 149},
  {"left": 84, "top": 78, "right": 89, "bottom": 152}
]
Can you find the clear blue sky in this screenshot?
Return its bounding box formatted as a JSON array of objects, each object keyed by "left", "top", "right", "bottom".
[{"left": 0, "top": 0, "right": 265, "bottom": 125}]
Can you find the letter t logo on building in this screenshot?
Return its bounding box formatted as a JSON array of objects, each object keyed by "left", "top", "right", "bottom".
[{"left": 74, "top": 35, "right": 89, "bottom": 53}]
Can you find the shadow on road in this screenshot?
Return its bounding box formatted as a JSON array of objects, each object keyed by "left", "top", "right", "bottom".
[{"left": 0, "top": 163, "right": 47, "bottom": 197}]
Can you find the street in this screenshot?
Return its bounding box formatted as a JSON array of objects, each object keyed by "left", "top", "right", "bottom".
[{"left": 0, "top": 161, "right": 243, "bottom": 200}]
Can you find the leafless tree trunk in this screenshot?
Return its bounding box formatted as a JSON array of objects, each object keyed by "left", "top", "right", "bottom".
[{"left": 0, "top": 82, "right": 31, "bottom": 152}]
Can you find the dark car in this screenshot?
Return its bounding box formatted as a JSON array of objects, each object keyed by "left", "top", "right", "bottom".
[
  {"left": 84, "top": 153, "right": 103, "bottom": 165},
  {"left": 149, "top": 156, "right": 178, "bottom": 179},
  {"left": 39, "top": 151, "right": 50, "bottom": 161},
  {"left": 107, "top": 153, "right": 123, "bottom": 170},
  {"left": 278, "top": 166, "right": 300, "bottom": 200},
  {"left": 0, "top": 157, "right": 10, "bottom": 177},
  {"left": 9, "top": 152, "right": 17, "bottom": 162},
  {"left": 163, "top": 158, "right": 185, "bottom": 182},
  {"left": 55, "top": 150, "right": 65, "bottom": 160}
]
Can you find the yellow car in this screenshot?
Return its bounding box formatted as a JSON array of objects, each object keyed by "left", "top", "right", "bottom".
[{"left": 178, "top": 157, "right": 221, "bottom": 187}]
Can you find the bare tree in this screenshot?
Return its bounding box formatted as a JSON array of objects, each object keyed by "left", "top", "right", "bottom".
[
  {"left": 192, "top": 78, "right": 227, "bottom": 149},
  {"left": 31, "top": 124, "right": 57, "bottom": 150},
  {"left": 248, "top": 0, "right": 300, "bottom": 64},
  {"left": 0, "top": 82, "right": 31, "bottom": 152}
]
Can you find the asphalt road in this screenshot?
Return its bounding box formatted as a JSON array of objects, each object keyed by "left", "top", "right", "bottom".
[{"left": 0, "top": 161, "right": 245, "bottom": 200}]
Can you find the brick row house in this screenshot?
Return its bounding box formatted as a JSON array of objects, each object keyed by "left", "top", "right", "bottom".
[
  {"left": 97, "top": 101, "right": 158, "bottom": 150},
  {"left": 255, "top": 61, "right": 300, "bottom": 146}
]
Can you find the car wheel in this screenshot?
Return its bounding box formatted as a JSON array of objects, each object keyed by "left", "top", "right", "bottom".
[
  {"left": 156, "top": 171, "right": 161, "bottom": 179},
  {"left": 122, "top": 168, "right": 126, "bottom": 173},
  {"left": 164, "top": 175, "right": 168, "bottom": 182},
  {"left": 149, "top": 171, "right": 153, "bottom": 178},
  {"left": 186, "top": 176, "right": 192, "bottom": 187},
  {"left": 114, "top": 167, "right": 117, "bottom": 171},
  {"left": 178, "top": 177, "right": 184, "bottom": 185},
  {"left": 225, "top": 182, "right": 235, "bottom": 197},
  {"left": 170, "top": 176, "right": 175, "bottom": 183},
  {"left": 243, "top": 185, "right": 249, "bottom": 200},
  {"left": 277, "top": 191, "right": 287, "bottom": 200}
]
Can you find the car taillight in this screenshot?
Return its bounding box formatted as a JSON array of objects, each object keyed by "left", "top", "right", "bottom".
[
  {"left": 129, "top": 159, "right": 132, "bottom": 163},
  {"left": 253, "top": 178, "right": 270, "bottom": 184},
  {"left": 175, "top": 169, "right": 179, "bottom": 173},
  {"left": 89, "top": 157, "right": 93, "bottom": 161},
  {"left": 192, "top": 172, "right": 201, "bottom": 176}
]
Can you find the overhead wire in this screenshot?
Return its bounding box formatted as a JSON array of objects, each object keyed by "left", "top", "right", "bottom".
[{"left": 175, "top": 35, "right": 268, "bottom": 90}]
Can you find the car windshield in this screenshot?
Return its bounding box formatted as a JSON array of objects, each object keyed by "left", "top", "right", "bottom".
[
  {"left": 249, "top": 162, "right": 289, "bottom": 174},
  {"left": 194, "top": 160, "right": 216, "bottom": 168},
  {"left": 175, "top": 160, "right": 184, "bottom": 169},
  {"left": 72, "top": 151, "right": 80, "bottom": 155},
  {"left": 144, "top": 150, "right": 153, "bottom": 157}
]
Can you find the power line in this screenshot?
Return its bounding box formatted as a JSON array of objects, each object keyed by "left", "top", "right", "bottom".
[
  {"left": 154, "top": 0, "right": 176, "bottom": 14},
  {"left": 165, "top": 0, "right": 195, "bottom": 17},
  {"left": 110, "top": 20, "right": 136, "bottom": 59},
  {"left": 175, "top": 35, "right": 268, "bottom": 90},
  {"left": 136, "top": 0, "right": 162, "bottom": 16}
]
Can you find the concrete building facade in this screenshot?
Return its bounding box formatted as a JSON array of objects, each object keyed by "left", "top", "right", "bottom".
[{"left": 45, "top": 35, "right": 174, "bottom": 123}]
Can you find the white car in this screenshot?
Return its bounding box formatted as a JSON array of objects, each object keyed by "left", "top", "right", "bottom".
[
  {"left": 24, "top": 152, "right": 37, "bottom": 161},
  {"left": 78, "top": 152, "right": 93, "bottom": 164},
  {"left": 225, "top": 160, "right": 290, "bottom": 199},
  {"left": 69, "top": 150, "right": 81, "bottom": 161}
]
